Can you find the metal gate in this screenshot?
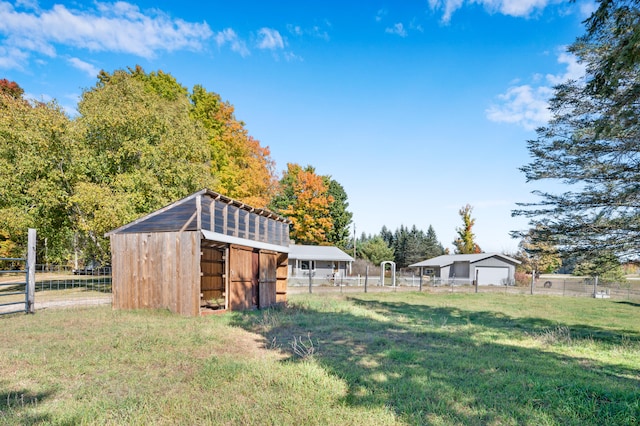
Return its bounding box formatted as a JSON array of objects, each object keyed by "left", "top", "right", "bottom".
[
  {"left": 0, "top": 229, "right": 36, "bottom": 315},
  {"left": 0, "top": 257, "right": 29, "bottom": 315}
]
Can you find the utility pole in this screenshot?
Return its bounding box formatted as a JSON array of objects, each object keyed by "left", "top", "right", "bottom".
[{"left": 353, "top": 224, "right": 356, "bottom": 259}]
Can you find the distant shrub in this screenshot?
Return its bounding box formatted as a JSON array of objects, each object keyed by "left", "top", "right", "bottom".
[{"left": 515, "top": 271, "right": 530, "bottom": 287}]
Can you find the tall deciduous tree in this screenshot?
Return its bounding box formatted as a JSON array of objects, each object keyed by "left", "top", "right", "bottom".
[
  {"left": 573, "top": 250, "right": 626, "bottom": 284},
  {"left": 190, "top": 85, "right": 276, "bottom": 208},
  {"left": 0, "top": 86, "right": 76, "bottom": 262},
  {"left": 516, "top": 226, "right": 562, "bottom": 274},
  {"left": 73, "top": 67, "right": 215, "bottom": 260},
  {"left": 513, "top": 0, "right": 640, "bottom": 260},
  {"left": 0, "top": 79, "right": 24, "bottom": 99},
  {"left": 270, "top": 163, "right": 334, "bottom": 245},
  {"left": 453, "top": 204, "right": 481, "bottom": 254}
]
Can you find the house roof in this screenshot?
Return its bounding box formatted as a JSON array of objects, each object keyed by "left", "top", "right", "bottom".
[
  {"left": 288, "top": 245, "right": 354, "bottom": 262},
  {"left": 409, "top": 253, "right": 521, "bottom": 268}
]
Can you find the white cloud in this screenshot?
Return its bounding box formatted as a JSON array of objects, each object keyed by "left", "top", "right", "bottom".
[
  {"left": 287, "top": 24, "right": 303, "bottom": 36},
  {"left": 375, "top": 9, "right": 387, "bottom": 22},
  {"left": 257, "top": 28, "right": 284, "bottom": 50},
  {"left": 0, "top": 45, "right": 28, "bottom": 69},
  {"left": 486, "top": 85, "right": 554, "bottom": 130},
  {"left": 286, "top": 23, "right": 330, "bottom": 41},
  {"left": 0, "top": 1, "right": 213, "bottom": 69},
  {"left": 215, "top": 28, "right": 250, "bottom": 57},
  {"left": 68, "top": 57, "right": 100, "bottom": 77},
  {"left": 578, "top": 0, "right": 597, "bottom": 18},
  {"left": 385, "top": 23, "right": 408, "bottom": 37},
  {"left": 545, "top": 51, "right": 586, "bottom": 84},
  {"left": 486, "top": 51, "right": 586, "bottom": 130},
  {"left": 432, "top": 0, "right": 564, "bottom": 23}
]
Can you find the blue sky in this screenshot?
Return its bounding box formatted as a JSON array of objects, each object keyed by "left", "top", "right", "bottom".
[{"left": 1, "top": 0, "right": 594, "bottom": 253}]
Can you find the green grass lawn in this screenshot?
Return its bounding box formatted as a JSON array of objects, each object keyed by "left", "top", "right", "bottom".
[{"left": 1, "top": 292, "right": 638, "bottom": 425}]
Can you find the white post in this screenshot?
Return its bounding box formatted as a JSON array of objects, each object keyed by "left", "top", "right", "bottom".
[
  {"left": 26, "top": 228, "right": 36, "bottom": 314},
  {"left": 392, "top": 264, "right": 396, "bottom": 287},
  {"left": 531, "top": 269, "right": 535, "bottom": 295}
]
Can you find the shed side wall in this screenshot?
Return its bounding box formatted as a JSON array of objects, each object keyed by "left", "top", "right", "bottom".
[{"left": 110, "top": 231, "right": 200, "bottom": 316}]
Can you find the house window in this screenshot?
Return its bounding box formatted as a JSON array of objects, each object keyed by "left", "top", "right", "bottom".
[
  {"left": 300, "top": 261, "right": 315, "bottom": 271},
  {"left": 423, "top": 268, "right": 434, "bottom": 275}
]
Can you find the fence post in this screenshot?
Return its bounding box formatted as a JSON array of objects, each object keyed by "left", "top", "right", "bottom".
[
  {"left": 530, "top": 269, "right": 535, "bottom": 295},
  {"left": 364, "top": 265, "right": 368, "bottom": 293},
  {"left": 26, "top": 228, "right": 36, "bottom": 314},
  {"left": 308, "top": 271, "right": 312, "bottom": 294}
]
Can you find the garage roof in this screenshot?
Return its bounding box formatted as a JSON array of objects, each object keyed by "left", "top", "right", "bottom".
[{"left": 409, "top": 253, "right": 520, "bottom": 268}]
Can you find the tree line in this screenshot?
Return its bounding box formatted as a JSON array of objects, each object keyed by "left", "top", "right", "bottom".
[
  {"left": 0, "top": 67, "right": 352, "bottom": 264},
  {"left": 0, "top": 65, "right": 456, "bottom": 269}
]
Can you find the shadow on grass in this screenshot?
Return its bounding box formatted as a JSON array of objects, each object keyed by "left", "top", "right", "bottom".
[
  {"left": 0, "top": 389, "right": 54, "bottom": 424},
  {"left": 616, "top": 301, "right": 640, "bottom": 308},
  {"left": 232, "top": 295, "right": 640, "bottom": 425}
]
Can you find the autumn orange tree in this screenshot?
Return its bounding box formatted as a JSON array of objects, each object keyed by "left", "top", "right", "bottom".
[
  {"left": 453, "top": 204, "right": 482, "bottom": 254},
  {"left": 270, "top": 163, "right": 334, "bottom": 245},
  {"left": 190, "top": 85, "right": 276, "bottom": 208}
]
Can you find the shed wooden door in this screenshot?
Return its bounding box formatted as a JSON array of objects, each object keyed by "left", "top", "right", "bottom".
[
  {"left": 259, "top": 251, "right": 277, "bottom": 308},
  {"left": 229, "top": 245, "right": 259, "bottom": 310},
  {"left": 200, "top": 246, "right": 225, "bottom": 310}
]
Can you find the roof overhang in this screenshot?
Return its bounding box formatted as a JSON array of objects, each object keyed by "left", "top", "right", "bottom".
[{"left": 201, "top": 230, "right": 290, "bottom": 253}]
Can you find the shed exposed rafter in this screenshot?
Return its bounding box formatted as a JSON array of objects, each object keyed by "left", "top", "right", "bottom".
[{"left": 105, "top": 189, "right": 290, "bottom": 251}]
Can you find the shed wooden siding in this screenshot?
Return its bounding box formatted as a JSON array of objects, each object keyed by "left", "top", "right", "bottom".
[{"left": 110, "top": 231, "right": 201, "bottom": 316}]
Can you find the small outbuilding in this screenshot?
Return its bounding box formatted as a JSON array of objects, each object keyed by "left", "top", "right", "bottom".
[
  {"left": 288, "top": 244, "right": 354, "bottom": 279},
  {"left": 409, "top": 253, "right": 520, "bottom": 285},
  {"left": 106, "top": 189, "right": 290, "bottom": 316}
]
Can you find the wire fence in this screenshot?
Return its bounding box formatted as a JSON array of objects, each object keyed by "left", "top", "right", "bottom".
[
  {"left": 4, "top": 266, "right": 639, "bottom": 314},
  {"left": 29, "top": 264, "right": 112, "bottom": 293},
  {"left": 0, "top": 264, "right": 112, "bottom": 314},
  {"left": 288, "top": 274, "right": 640, "bottom": 300}
]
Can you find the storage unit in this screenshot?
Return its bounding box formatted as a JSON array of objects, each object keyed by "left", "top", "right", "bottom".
[{"left": 106, "top": 189, "right": 290, "bottom": 316}]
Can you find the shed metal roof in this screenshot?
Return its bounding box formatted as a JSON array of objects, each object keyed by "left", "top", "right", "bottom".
[
  {"left": 106, "top": 189, "right": 289, "bottom": 236},
  {"left": 288, "top": 245, "right": 354, "bottom": 262},
  {"left": 409, "top": 253, "right": 520, "bottom": 268},
  {"left": 106, "top": 189, "right": 290, "bottom": 252}
]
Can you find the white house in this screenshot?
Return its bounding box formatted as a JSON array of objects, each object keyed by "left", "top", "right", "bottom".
[
  {"left": 288, "top": 244, "right": 354, "bottom": 279},
  {"left": 409, "top": 253, "right": 520, "bottom": 285}
]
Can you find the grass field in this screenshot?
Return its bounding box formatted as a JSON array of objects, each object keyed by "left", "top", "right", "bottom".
[{"left": 1, "top": 292, "right": 638, "bottom": 425}]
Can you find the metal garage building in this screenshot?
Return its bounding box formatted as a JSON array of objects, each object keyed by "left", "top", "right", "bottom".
[{"left": 409, "top": 253, "right": 520, "bottom": 286}]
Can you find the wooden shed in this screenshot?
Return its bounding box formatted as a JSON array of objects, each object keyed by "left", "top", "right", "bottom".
[{"left": 106, "top": 189, "right": 290, "bottom": 316}]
